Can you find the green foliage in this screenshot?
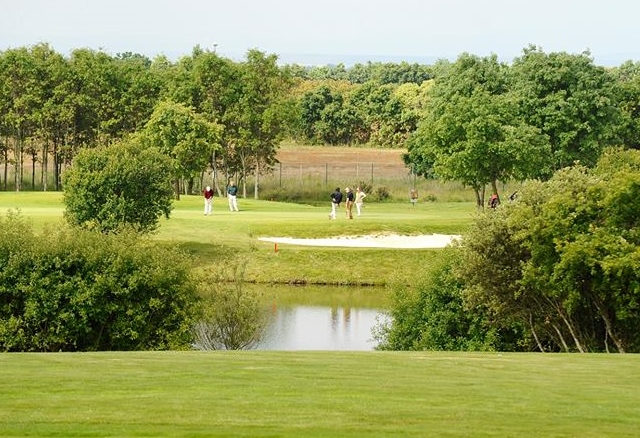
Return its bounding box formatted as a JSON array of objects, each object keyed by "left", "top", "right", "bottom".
[
  {"left": 0, "top": 213, "right": 199, "bottom": 351},
  {"left": 510, "top": 46, "right": 621, "bottom": 170},
  {"left": 375, "top": 248, "right": 522, "bottom": 351},
  {"left": 405, "top": 53, "right": 550, "bottom": 207},
  {"left": 375, "top": 185, "right": 390, "bottom": 201},
  {"left": 140, "top": 100, "right": 221, "bottom": 188},
  {"left": 63, "top": 140, "right": 174, "bottom": 233},
  {"left": 193, "top": 261, "right": 270, "bottom": 350},
  {"left": 460, "top": 148, "right": 640, "bottom": 352}
]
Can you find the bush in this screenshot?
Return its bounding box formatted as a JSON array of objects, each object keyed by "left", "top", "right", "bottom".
[
  {"left": 375, "top": 186, "right": 391, "bottom": 201},
  {"left": 374, "top": 248, "right": 524, "bottom": 351},
  {"left": 0, "top": 212, "right": 199, "bottom": 352},
  {"left": 63, "top": 140, "right": 174, "bottom": 233},
  {"left": 192, "top": 261, "right": 270, "bottom": 350}
]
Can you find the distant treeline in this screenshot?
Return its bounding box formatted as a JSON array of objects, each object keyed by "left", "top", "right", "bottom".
[{"left": 1, "top": 43, "right": 639, "bottom": 197}]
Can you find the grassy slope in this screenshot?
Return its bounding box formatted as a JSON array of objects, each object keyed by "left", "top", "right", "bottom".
[{"left": 1, "top": 352, "right": 639, "bottom": 437}]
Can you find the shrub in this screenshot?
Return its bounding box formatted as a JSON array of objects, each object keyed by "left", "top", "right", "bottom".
[
  {"left": 0, "top": 213, "right": 199, "bottom": 352},
  {"left": 63, "top": 140, "right": 174, "bottom": 233},
  {"left": 375, "top": 185, "right": 391, "bottom": 201},
  {"left": 192, "top": 261, "right": 270, "bottom": 350}
]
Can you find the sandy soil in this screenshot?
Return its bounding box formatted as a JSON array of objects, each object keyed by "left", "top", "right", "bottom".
[{"left": 258, "top": 234, "right": 461, "bottom": 249}]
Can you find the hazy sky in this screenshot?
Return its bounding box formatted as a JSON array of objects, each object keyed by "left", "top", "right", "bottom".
[{"left": 1, "top": 0, "right": 639, "bottom": 66}]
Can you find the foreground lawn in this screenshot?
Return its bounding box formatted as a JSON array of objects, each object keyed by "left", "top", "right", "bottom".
[{"left": 1, "top": 351, "right": 639, "bottom": 437}]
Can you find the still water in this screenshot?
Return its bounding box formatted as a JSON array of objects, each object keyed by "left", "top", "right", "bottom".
[
  {"left": 256, "top": 305, "right": 387, "bottom": 351},
  {"left": 253, "top": 285, "right": 390, "bottom": 351}
]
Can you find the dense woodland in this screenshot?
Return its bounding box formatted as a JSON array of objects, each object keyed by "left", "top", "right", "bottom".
[{"left": 2, "top": 43, "right": 639, "bottom": 201}]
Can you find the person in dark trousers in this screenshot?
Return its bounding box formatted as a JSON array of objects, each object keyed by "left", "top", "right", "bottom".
[
  {"left": 488, "top": 193, "right": 499, "bottom": 209},
  {"left": 203, "top": 185, "right": 214, "bottom": 215},
  {"left": 345, "top": 187, "right": 355, "bottom": 219},
  {"left": 329, "top": 187, "right": 342, "bottom": 220}
]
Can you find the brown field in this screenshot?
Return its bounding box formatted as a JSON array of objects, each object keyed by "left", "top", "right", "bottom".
[
  {"left": 274, "top": 145, "right": 411, "bottom": 181},
  {"left": 276, "top": 145, "right": 407, "bottom": 168}
]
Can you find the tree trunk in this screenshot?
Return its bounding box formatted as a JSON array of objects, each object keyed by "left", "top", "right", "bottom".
[
  {"left": 212, "top": 150, "right": 223, "bottom": 197},
  {"left": 551, "top": 322, "right": 571, "bottom": 352},
  {"left": 15, "top": 132, "right": 23, "bottom": 192},
  {"left": 592, "top": 295, "right": 626, "bottom": 353},
  {"left": 529, "top": 313, "right": 545, "bottom": 352},
  {"left": 254, "top": 159, "right": 260, "bottom": 199},
  {"left": 173, "top": 179, "right": 181, "bottom": 200},
  {"left": 42, "top": 141, "right": 49, "bottom": 191}
]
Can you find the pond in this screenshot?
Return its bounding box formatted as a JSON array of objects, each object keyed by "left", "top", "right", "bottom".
[
  {"left": 256, "top": 305, "right": 388, "bottom": 350},
  {"left": 254, "top": 285, "right": 390, "bottom": 351}
]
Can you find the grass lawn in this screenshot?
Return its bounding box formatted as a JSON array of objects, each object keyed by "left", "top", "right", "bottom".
[
  {"left": 0, "top": 192, "right": 476, "bottom": 285},
  {"left": 1, "top": 351, "right": 639, "bottom": 437},
  {"left": 3, "top": 192, "right": 638, "bottom": 437},
  {"left": 153, "top": 195, "right": 474, "bottom": 285}
]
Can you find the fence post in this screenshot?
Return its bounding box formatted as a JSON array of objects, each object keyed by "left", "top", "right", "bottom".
[
  {"left": 371, "top": 163, "right": 374, "bottom": 186},
  {"left": 325, "top": 163, "right": 328, "bottom": 187}
]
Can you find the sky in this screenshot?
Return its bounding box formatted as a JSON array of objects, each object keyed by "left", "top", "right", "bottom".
[{"left": 1, "top": 0, "right": 639, "bottom": 67}]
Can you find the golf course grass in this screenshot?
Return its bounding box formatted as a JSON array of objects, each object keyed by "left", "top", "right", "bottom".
[
  {"left": 1, "top": 192, "right": 639, "bottom": 437},
  {"left": 1, "top": 351, "right": 639, "bottom": 437}
]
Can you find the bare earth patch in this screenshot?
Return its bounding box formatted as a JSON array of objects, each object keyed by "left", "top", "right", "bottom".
[{"left": 258, "top": 234, "right": 461, "bottom": 249}]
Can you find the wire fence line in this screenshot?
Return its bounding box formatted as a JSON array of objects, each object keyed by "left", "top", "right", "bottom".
[{"left": 264, "top": 161, "right": 414, "bottom": 188}]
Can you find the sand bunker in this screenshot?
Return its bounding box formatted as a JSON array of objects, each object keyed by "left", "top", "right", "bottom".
[{"left": 258, "top": 234, "right": 461, "bottom": 249}]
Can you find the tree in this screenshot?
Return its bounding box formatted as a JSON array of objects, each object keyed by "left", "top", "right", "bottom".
[
  {"left": 62, "top": 140, "right": 174, "bottom": 233},
  {"left": 140, "top": 100, "right": 222, "bottom": 198},
  {"left": 459, "top": 148, "right": 640, "bottom": 352},
  {"left": 509, "top": 46, "right": 621, "bottom": 171},
  {"left": 405, "top": 53, "right": 549, "bottom": 207},
  {"left": 192, "top": 262, "right": 269, "bottom": 350},
  {"left": 374, "top": 248, "right": 523, "bottom": 351},
  {"left": 235, "top": 50, "right": 292, "bottom": 199},
  {"left": 610, "top": 60, "right": 640, "bottom": 150}
]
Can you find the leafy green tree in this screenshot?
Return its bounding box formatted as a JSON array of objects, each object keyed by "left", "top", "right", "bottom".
[
  {"left": 0, "top": 46, "right": 42, "bottom": 191},
  {"left": 0, "top": 213, "right": 199, "bottom": 352},
  {"left": 610, "top": 60, "right": 640, "bottom": 150},
  {"left": 63, "top": 140, "right": 174, "bottom": 233},
  {"left": 165, "top": 48, "right": 242, "bottom": 195},
  {"left": 375, "top": 248, "right": 522, "bottom": 351},
  {"left": 235, "top": 50, "right": 292, "bottom": 198},
  {"left": 298, "top": 85, "right": 336, "bottom": 142},
  {"left": 140, "top": 100, "right": 222, "bottom": 198},
  {"left": 460, "top": 148, "right": 640, "bottom": 352},
  {"left": 405, "top": 53, "right": 549, "bottom": 207},
  {"left": 509, "top": 46, "right": 621, "bottom": 171}
]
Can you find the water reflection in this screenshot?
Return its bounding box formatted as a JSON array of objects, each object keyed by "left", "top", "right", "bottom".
[{"left": 256, "top": 305, "right": 388, "bottom": 351}]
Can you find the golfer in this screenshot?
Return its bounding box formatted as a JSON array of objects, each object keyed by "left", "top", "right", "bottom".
[
  {"left": 227, "top": 181, "right": 239, "bottom": 212},
  {"left": 355, "top": 187, "right": 366, "bottom": 216},
  {"left": 329, "top": 187, "right": 342, "bottom": 220},
  {"left": 345, "top": 187, "right": 354, "bottom": 219},
  {"left": 203, "top": 186, "right": 214, "bottom": 215}
]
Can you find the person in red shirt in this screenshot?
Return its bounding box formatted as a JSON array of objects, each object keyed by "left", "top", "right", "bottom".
[{"left": 203, "top": 186, "right": 214, "bottom": 215}]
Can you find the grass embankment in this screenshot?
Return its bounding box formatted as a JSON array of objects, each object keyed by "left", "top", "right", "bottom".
[{"left": 1, "top": 352, "right": 639, "bottom": 437}]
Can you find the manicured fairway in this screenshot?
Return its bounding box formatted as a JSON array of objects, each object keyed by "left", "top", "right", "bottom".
[
  {"left": 0, "top": 192, "right": 476, "bottom": 285},
  {"left": 1, "top": 352, "right": 639, "bottom": 437}
]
